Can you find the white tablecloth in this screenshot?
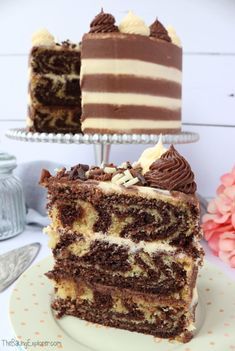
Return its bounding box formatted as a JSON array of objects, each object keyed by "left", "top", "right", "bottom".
[{"left": 0, "top": 225, "right": 235, "bottom": 351}]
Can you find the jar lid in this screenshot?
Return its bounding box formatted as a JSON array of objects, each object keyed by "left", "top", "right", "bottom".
[{"left": 0, "top": 151, "right": 17, "bottom": 172}]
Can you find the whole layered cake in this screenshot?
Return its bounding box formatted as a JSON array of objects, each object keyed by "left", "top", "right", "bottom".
[
  {"left": 40, "top": 139, "right": 203, "bottom": 343},
  {"left": 81, "top": 11, "right": 182, "bottom": 134},
  {"left": 28, "top": 10, "right": 182, "bottom": 134}
]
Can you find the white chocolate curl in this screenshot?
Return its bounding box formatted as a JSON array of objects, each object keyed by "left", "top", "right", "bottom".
[
  {"left": 119, "top": 11, "right": 150, "bottom": 36},
  {"left": 166, "top": 25, "right": 181, "bottom": 47},
  {"left": 135, "top": 135, "right": 167, "bottom": 174},
  {"left": 111, "top": 170, "right": 139, "bottom": 187},
  {"left": 32, "top": 29, "right": 55, "bottom": 46}
]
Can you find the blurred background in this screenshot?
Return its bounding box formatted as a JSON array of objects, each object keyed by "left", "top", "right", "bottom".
[{"left": 0, "top": 0, "right": 234, "bottom": 198}]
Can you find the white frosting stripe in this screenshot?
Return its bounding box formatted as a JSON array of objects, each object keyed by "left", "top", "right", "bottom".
[
  {"left": 81, "top": 92, "right": 181, "bottom": 110},
  {"left": 81, "top": 59, "right": 182, "bottom": 84},
  {"left": 82, "top": 118, "right": 181, "bottom": 131},
  {"left": 71, "top": 230, "right": 177, "bottom": 254},
  {"left": 42, "top": 73, "right": 80, "bottom": 80}
]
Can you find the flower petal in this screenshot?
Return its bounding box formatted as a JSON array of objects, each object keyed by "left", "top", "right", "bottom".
[
  {"left": 217, "top": 184, "right": 225, "bottom": 195},
  {"left": 220, "top": 232, "right": 235, "bottom": 239},
  {"left": 223, "top": 186, "right": 235, "bottom": 200},
  {"left": 213, "top": 213, "right": 231, "bottom": 224},
  {"left": 215, "top": 224, "right": 235, "bottom": 233},
  {"left": 202, "top": 214, "right": 217, "bottom": 223},
  {"left": 203, "top": 228, "right": 216, "bottom": 241},
  {"left": 201, "top": 219, "right": 219, "bottom": 230},
  {"left": 214, "top": 196, "right": 231, "bottom": 213},
  {"left": 219, "top": 237, "right": 235, "bottom": 252},
  {"left": 232, "top": 213, "right": 235, "bottom": 229},
  {"left": 207, "top": 232, "right": 221, "bottom": 255},
  {"left": 221, "top": 173, "right": 235, "bottom": 187},
  {"left": 207, "top": 199, "right": 218, "bottom": 213},
  {"left": 231, "top": 165, "right": 235, "bottom": 177}
]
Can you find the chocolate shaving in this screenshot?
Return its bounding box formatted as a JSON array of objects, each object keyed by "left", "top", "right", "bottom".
[
  {"left": 68, "top": 164, "right": 89, "bottom": 181},
  {"left": 88, "top": 168, "right": 112, "bottom": 181},
  {"left": 125, "top": 161, "right": 133, "bottom": 169},
  {"left": 61, "top": 40, "right": 77, "bottom": 49},
  {"left": 56, "top": 168, "right": 66, "bottom": 179},
  {"left": 103, "top": 163, "right": 117, "bottom": 168},
  {"left": 130, "top": 169, "right": 147, "bottom": 186}
]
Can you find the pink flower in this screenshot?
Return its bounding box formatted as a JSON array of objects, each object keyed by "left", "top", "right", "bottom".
[
  {"left": 202, "top": 165, "right": 235, "bottom": 267},
  {"left": 218, "top": 233, "right": 235, "bottom": 268}
]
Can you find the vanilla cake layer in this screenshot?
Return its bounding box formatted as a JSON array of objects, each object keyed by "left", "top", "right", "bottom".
[
  {"left": 28, "top": 44, "right": 81, "bottom": 133},
  {"left": 46, "top": 179, "right": 201, "bottom": 247},
  {"left": 50, "top": 278, "right": 196, "bottom": 342},
  {"left": 81, "top": 33, "right": 182, "bottom": 134},
  {"left": 46, "top": 226, "right": 201, "bottom": 299}
]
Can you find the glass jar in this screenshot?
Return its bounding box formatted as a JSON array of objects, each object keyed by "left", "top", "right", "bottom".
[{"left": 0, "top": 152, "right": 26, "bottom": 240}]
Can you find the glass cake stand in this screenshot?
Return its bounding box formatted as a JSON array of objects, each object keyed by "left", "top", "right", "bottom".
[{"left": 5, "top": 128, "right": 199, "bottom": 165}]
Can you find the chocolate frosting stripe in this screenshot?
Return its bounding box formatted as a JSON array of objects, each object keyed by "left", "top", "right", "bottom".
[
  {"left": 81, "top": 74, "right": 181, "bottom": 98},
  {"left": 81, "top": 104, "right": 180, "bottom": 120},
  {"left": 82, "top": 34, "right": 182, "bottom": 70}
]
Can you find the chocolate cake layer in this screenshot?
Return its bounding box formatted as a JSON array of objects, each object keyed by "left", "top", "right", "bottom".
[
  {"left": 82, "top": 33, "right": 182, "bottom": 69},
  {"left": 30, "top": 75, "right": 81, "bottom": 107},
  {"left": 50, "top": 278, "right": 195, "bottom": 343},
  {"left": 46, "top": 180, "right": 200, "bottom": 246},
  {"left": 30, "top": 46, "right": 81, "bottom": 75},
  {"left": 46, "top": 229, "right": 201, "bottom": 298}
]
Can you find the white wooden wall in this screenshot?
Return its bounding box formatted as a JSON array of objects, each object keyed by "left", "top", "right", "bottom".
[{"left": 0, "top": 0, "right": 235, "bottom": 197}]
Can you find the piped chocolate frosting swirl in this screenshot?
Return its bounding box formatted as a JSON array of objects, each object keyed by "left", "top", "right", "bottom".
[
  {"left": 150, "top": 19, "right": 171, "bottom": 42},
  {"left": 89, "top": 9, "right": 119, "bottom": 33},
  {"left": 145, "top": 145, "right": 197, "bottom": 194}
]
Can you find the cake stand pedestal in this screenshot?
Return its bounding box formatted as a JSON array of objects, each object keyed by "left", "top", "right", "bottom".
[{"left": 5, "top": 129, "right": 199, "bottom": 165}]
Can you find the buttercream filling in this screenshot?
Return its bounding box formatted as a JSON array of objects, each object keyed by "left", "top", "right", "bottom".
[
  {"left": 82, "top": 119, "right": 181, "bottom": 131},
  {"left": 81, "top": 59, "right": 182, "bottom": 83},
  {"left": 81, "top": 92, "right": 181, "bottom": 109}
]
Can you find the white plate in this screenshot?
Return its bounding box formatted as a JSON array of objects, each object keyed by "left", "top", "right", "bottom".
[{"left": 9, "top": 256, "right": 235, "bottom": 351}]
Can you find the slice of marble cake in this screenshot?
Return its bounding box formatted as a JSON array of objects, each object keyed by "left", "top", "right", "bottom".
[
  {"left": 28, "top": 29, "right": 81, "bottom": 133},
  {"left": 41, "top": 141, "right": 203, "bottom": 343}
]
